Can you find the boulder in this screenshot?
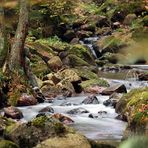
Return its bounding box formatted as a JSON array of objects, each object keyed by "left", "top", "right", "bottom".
[
  {"left": 123, "top": 14, "right": 137, "bottom": 25},
  {"left": 67, "top": 107, "right": 89, "bottom": 114},
  {"left": 17, "top": 93, "right": 37, "bottom": 106},
  {"left": 0, "top": 116, "right": 16, "bottom": 136},
  {"left": 63, "top": 30, "right": 76, "bottom": 42},
  {"left": 82, "top": 95, "right": 99, "bottom": 104},
  {"left": 101, "top": 84, "right": 127, "bottom": 95},
  {"left": 88, "top": 113, "right": 98, "bottom": 118},
  {"left": 103, "top": 93, "right": 122, "bottom": 108},
  {"left": 51, "top": 113, "right": 74, "bottom": 124},
  {"left": 47, "top": 56, "right": 63, "bottom": 72},
  {"left": 84, "top": 85, "right": 106, "bottom": 94},
  {"left": 70, "top": 38, "right": 80, "bottom": 44},
  {"left": 39, "top": 106, "right": 54, "bottom": 114},
  {"left": 116, "top": 88, "right": 148, "bottom": 135},
  {"left": 112, "top": 22, "right": 121, "bottom": 29},
  {"left": 4, "top": 116, "right": 68, "bottom": 147},
  {"left": 4, "top": 106, "right": 23, "bottom": 119},
  {"left": 80, "top": 24, "right": 96, "bottom": 32},
  {"left": 35, "top": 133, "right": 91, "bottom": 148},
  {"left": 76, "top": 30, "right": 93, "bottom": 39},
  {"left": 138, "top": 73, "right": 148, "bottom": 81},
  {"left": 96, "top": 16, "right": 110, "bottom": 27},
  {"left": 60, "top": 102, "right": 78, "bottom": 106}
]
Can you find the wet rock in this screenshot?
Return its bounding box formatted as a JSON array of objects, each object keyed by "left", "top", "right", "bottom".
[
  {"left": 33, "top": 87, "right": 45, "bottom": 103},
  {"left": 115, "top": 114, "right": 128, "bottom": 122},
  {"left": 82, "top": 95, "right": 99, "bottom": 104},
  {"left": 88, "top": 113, "right": 98, "bottom": 118},
  {"left": 60, "top": 102, "right": 78, "bottom": 106},
  {"left": 138, "top": 73, "right": 148, "bottom": 81},
  {"left": 103, "top": 93, "right": 122, "bottom": 108},
  {"left": 67, "top": 107, "right": 89, "bottom": 115},
  {"left": 101, "top": 84, "right": 127, "bottom": 95},
  {"left": 76, "top": 30, "right": 93, "bottom": 39},
  {"left": 51, "top": 113, "right": 74, "bottom": 124},
  {"left": 17, "top": 93, "right": 37, "bottom": 106},
  {"left": 98, "top": 111, "right": 107, "bottom": 114},
  {"left": 111, "top": 11, "right": 126, "bottom": 22},
  {"left": 112, "top": 22, "right": 121, "bottom": 29},
  {"left": 63, "top": 30, "right": 76, "bottom": 42},
  {"left": 96, "top": 16, "right": 110, "bottom": 27},
  {"left": 4, "top": 106, "right": 23, "bottom": 119},
  {"left": 47, "top": 56, "right": 63, "bottom": 72},
  {"left": 80, "top": 24, "right": 96, "bottom": 32},
  {"left": 70, "top": 38, "right": 80, "bottom": 44},
  {"left": 39, "top": 106, "right": 54, "bottom": 114}
]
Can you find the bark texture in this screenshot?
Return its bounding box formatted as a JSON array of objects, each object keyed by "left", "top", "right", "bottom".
[
  {"left": 0, "top": 3, "right": 8, "bottom": 68},
  {"left": 9, "top": 0, "right": 29, "bottom": 71}
]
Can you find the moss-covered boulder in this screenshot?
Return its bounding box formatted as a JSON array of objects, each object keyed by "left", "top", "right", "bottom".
[
  {"left": 47, "top": 56, "right": 63, "bottom": 72},
  {"left": 64, "top": 54, "right": 90, "bottom": 67},
  {"left": 41, "top": 68, "right": 81, "bottom": 96},
  {"left": 116, "top": 88, "right": 148, "bottom": 135},
  {"left": 68, "top": 44, "right": 95, "bottom": 65},
  {"left": 0, "top": 116, "right": 16, "bottom": 137},
  {"left": 4, "top": 115, "right": 91, "bottom": 148},
  {"left": 81, "top": 79, "right": 109, "bottom": 90},
  {"left": 35, "top": 133, "right": 91, "bottom": 148},
  {"left": 0, "top": 140, "right": 19, "bottom": 148},
  {"left": 74, "top": 68, "right": 98, "bottom": 80}
]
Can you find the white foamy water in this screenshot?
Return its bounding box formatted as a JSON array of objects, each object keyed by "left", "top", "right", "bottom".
[{"left": 18, "top": 95, "right": 127, "bottom": 140}]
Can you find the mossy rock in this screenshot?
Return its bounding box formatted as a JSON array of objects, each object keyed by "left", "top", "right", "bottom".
[
  {"left": 81, "top": 79, "right": 109, "bottom": 89},
  {"left": 74, "top": 68, "right": 98, "bottom": 80},
  {"left": 0, "top": 116, "right": 16, "bottom": 136},
  {"left": 68, "top": 44, "right": 95, "bottom": 65},
  {"left": 116, "top": 87, "right": 148, "bottom": 134},
  {"left": 66, "top": 54, "right": 90, "bottom": 67},
  {"left": 35, "top": 37, "right": 69, "bottom": 52},
  {"left": 34, "top": 133, "right": 91, "bottom": 148},
  {"left": 0, "top": 140, "right": 19, "bottom": 148},
  {"left": 31, "top": 55, "right": 50, "bottom": 79},
  {"left": 4, "top": 116, "right": 69, "bottom": 148}
]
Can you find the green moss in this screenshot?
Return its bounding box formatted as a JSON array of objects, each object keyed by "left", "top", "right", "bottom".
[
  {"left": 74, "top": 68, "right": 98, "bottom": 80},
  {"left": 68, "top": 44, "right": 94, "bottom": 64},
  {"left": 81, "top": 79, "right": 109, "bottom": 89},
  {"left": 67, "top": 54, "right": 90, "bottom": 67},
  {"left": 31, "top": 116, "right": 48, "bottom": 127},
  {"left": 54, "top": 122, "right": 66, "bottom": 135},
  {"left": 36, "top": 36, "right": 69, "bottom": 51},
  {"left": 0, "top": 140, "right": 19, "bottom": 148},
  {"left": 120, "top": 88, "right": 148, "bottom": 126},
  {"left": 31, "top": 55, "right": 50, "bottom": 79}
]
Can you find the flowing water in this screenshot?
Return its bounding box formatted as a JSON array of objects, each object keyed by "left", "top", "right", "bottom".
[
  {"left": 18, "top": 78, "right": 148, "bottom": 141},
  {"left": 18, "top": 36, "right": 148, "bottom": 142}
]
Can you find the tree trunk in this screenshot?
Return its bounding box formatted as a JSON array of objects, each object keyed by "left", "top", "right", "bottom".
[
  {"left": 9, "top": 0, "right": 29, "bottom": 71},
  {"left": 0, "top": 2, "right": 8, "bottom": 68}
]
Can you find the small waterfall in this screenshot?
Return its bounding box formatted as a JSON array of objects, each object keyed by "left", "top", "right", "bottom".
[{"left": 80, "top": 37, "right": 99, "bottom": 58}]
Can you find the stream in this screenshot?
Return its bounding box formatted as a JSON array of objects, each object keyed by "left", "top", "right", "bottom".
[{"left": 18, "top": 36, "right": 148, "bottom": 142}]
